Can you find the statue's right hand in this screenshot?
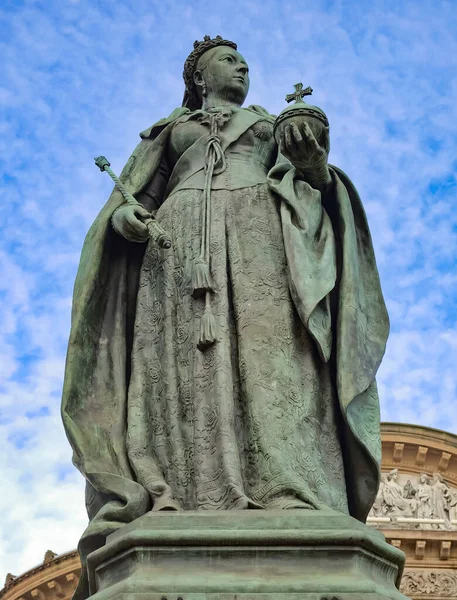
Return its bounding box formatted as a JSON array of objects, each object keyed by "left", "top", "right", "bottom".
[{"left": 111, "top": 204, "right": 151, "bottom": 243}]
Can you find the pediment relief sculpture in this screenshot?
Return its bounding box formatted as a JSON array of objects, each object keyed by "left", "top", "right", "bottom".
[{"left": 369, "top": 469, "right": 457, "bottom": 530}]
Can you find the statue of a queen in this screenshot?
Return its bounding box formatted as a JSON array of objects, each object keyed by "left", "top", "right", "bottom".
[{"left": 61, "top": 35, "right": 389, "bottom": 599}]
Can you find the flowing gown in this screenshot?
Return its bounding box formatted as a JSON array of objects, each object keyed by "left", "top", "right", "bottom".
[{"left": 126, "top": 108, "right": 349, "bottom": 514}]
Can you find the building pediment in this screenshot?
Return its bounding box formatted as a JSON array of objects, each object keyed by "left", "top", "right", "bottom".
[{"left": 369, "top": 423, "right": 457, "bottom": 532}]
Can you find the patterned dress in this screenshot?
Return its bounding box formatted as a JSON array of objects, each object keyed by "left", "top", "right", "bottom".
[{"left": 126, "top": 108, "right": 349, "bottom": 514}]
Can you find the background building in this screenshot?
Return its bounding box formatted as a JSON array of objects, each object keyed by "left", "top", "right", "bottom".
[{"left": 2, "top": 423, "right": 457, "bottom": 600}]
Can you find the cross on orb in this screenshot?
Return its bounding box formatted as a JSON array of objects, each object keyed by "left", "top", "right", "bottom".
[{"left": 285, "top": 83, "right": 313, "bottom": 104}]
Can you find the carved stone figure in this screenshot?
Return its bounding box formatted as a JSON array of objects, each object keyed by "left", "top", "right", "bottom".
[
  {"left": 403, "top": 479, "right": 416, "bottom": 500},
  {"left": 61, "top": 35, "right": 389, "bottom": 599},
  {"left": 383, "top": 469, "right": 416, "bottom": 516},
  {"left": 415, "top": 473, "right": 432, "bottom": 525},
  {"left": 431, "top": 472, "right": 457, "bottom": 529}
]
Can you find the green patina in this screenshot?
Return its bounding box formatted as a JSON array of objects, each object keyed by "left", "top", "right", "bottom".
[{"left": 61, "top": 36, "right": 389, "bottom": 600}]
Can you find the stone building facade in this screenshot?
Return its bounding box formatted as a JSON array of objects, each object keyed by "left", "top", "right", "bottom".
[
  {"left": 369, "top": 423, "right": 457, "bottom": 598},
  {"left": 1, "top": 551, "right": 80, "bottom": 600},
  {"left": 1, "top": 423, "right": 457, "bottom": 600}
]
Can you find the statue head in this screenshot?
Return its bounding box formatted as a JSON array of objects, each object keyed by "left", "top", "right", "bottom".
[
  {"left": 419, "top": 473, "right": 429, "bottom": 484},
  {"left": 183, "top": 35, "right": 249, "bottom": 110},
  {"left": 387, "top": 468, "right": 398, "bottom": 481}
]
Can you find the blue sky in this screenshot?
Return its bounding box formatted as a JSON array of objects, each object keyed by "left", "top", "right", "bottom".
[{"left": 1, "top": 0, "right": 457, "bottom": 582}]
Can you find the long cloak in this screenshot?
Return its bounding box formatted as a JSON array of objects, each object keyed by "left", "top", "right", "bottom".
[{"left": 61, "top": 106, "right": 389, "bottom": 599}]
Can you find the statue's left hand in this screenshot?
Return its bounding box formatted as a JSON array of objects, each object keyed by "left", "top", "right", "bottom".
[
  {"left": 278, "top": 123, "right": 331, "bottom": 189},
  {"left": 278, "top": 122, "right": 328, "bottom": 171}
]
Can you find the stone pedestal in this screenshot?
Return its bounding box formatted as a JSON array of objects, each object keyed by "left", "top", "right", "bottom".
[{"left": 86, "top": 511, "right": 409, "bottom": 600}]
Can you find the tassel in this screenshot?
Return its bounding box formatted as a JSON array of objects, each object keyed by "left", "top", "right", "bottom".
[
  {"left": 197, "top": 293, "right": 218, "bottom": 351},
  {"left": 192, "top": 258, "right": 215, "bottom": 298}
]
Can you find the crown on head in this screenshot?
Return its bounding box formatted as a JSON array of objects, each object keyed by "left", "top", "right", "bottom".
[{"left": 182, "top": 35, "right": 237, "bottom": 109}]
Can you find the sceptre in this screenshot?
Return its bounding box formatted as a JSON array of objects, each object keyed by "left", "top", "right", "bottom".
[{"left": 94, "top": 156, "right": 172, "bottom": 249}]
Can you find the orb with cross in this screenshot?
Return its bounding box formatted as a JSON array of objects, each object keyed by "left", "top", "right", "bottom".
[{"left": 273, "top": 83, "right": 330, "bottom": 160}]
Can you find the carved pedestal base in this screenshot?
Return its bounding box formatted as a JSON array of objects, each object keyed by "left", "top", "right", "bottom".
[{"left": 86, "top": 511, "right": 409, "bottom": 600}]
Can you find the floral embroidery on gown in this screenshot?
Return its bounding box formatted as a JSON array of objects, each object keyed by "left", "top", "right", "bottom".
[{"left": 126, "top": 108, "right": 349, "bottom": 514}]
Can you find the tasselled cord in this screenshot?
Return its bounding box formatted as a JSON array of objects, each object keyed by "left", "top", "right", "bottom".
[{"left": 192, "top": 111, "right": 227, "bottom": 351}]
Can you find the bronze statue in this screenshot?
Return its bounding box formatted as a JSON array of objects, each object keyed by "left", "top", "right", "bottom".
[{"left": 62, "top": 35, "right": 389, "bottom": 599}]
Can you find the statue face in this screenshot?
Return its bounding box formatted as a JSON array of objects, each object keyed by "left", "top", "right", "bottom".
[{"left": 194, "top": 46, "right": 250, "bottom": 105}]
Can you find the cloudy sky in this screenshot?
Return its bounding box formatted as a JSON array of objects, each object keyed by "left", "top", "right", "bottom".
[{"left": 1, "top": 0, "right": 457, "bottom": 584}]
